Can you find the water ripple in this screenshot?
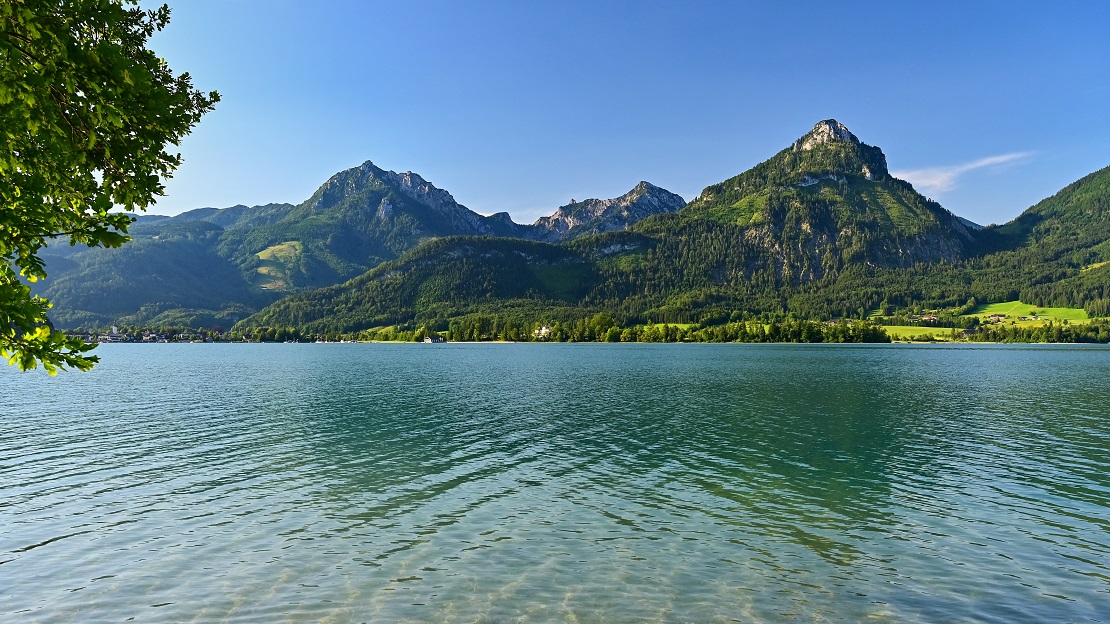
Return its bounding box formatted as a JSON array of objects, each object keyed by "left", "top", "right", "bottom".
[{"left": 3, "top": 343, "right": 1110, "bottom": 622}]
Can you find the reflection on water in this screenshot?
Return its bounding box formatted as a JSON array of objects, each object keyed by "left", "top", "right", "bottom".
[{"left": 3, "top": 343, "right": 1110, "bottom": 622}]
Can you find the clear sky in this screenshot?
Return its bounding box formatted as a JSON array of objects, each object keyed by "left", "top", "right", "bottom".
[{"left": 143, "top": 1, "right": 1110, "bottom": 226}]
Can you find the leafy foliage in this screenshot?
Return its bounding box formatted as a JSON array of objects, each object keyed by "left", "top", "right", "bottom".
[{"left": 1, "top": 0, "right": 218, "bottom": 372}]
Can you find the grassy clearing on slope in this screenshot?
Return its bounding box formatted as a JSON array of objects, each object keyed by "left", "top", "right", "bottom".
[
  {"left": 964, "top": 301, "right": 1088, "bottom": 324},
  {"left": 254, "top": 241, "right": 303, "bottom": 290},
  {"left": 858, "top": 184, "right": 922, "bottom": 233},
  {"left": 691, "top": 192, "right": 768, "bottom": 226},
  {"left": 257, "top": 241, "right": 303, "bottom": 262}
]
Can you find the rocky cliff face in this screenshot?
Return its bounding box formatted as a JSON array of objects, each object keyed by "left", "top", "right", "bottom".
[
  {"left": 308, "top": 161, "right": 526, "bottom": 237},
  {"left": 793, "top": 119, "right": 858, "bottom": 151},
  {"left": 530, "top": 181, "right": 686, "bottom": 241}
]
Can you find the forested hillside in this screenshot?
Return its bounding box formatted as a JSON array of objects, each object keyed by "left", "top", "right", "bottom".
[
  {"left": 40, "top": 121, "right": 1110, "bottom": 334},
  {"left": 243, "top": 120, "right": 1075, "bottom": 334},
  {"left": 38, "top": 162, "right": 683, "bottom": 328}
]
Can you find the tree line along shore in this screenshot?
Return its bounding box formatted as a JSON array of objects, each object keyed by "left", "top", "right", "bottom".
[{"left": 67, "top": 314, "right": 1110, "bottom": 345}]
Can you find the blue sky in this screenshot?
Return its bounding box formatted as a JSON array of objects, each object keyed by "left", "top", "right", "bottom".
[{"left": 145, "top": 1, "right": 1110, "bottom": 226}]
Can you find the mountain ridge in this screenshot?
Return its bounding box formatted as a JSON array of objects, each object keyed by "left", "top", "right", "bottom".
[
  {"left": 238, "top": 119, "right": 1071, "bottom": 333},
  {"left": 34, "top": 119, "right": 1110, "bottom": 332},
  {"left": 38, "top": 163, "right": 685, "bottom": 327},
  {"left": 531, "top": 181, "right": 686, "bottom": 241}
]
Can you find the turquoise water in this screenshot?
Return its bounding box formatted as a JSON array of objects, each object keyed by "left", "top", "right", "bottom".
[{"left": 2, "top": 343, "right": 1109, "bottom": 622}]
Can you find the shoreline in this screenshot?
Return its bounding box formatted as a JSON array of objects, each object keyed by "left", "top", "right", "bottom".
[{"left": 86, "top": 340, "right": 1109, "bottom": 347}]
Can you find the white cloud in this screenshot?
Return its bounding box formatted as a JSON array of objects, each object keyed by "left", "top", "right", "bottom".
[{"left": 891, "top": 152, "right": 1033, "bottom": 195}]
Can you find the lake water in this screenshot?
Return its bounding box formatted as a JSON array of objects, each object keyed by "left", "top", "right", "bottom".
[{"left": 3, "top": 343, "right": 1109, "bottom": 622}]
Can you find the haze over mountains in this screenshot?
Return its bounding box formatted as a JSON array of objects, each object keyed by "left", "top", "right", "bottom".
[{"left": 38, "top": 120, "right": 1110, "bottom": 331}]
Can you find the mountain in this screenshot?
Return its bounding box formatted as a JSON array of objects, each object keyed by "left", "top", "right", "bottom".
[
  {"left": 38, "top": 218, "right": 278, "bottom": 329},
  {"left": 38, "top": 161, "right": 681, "bottom": 328},
  {"left": 682, "top": 119, "right": 975, "bottom": 281},
  {"left": 238, "top": 120, "right": 981, "bottom": 331},
  {"left": 237, "top": 121, "right": 1110, "bottom": 334},
  {"left": 956, "top": 164, "right": 1110, "bottom": 312},
  {"left": 984, "top": 164, "right": 1110, "bottom": 251},
  {"left": 530, "top": 182, "right": 686, "bottom": 241},
  {"left": 205, "top": 161, "right": 538, "bottom": 293},
  {"left": 41, "top": 119, "right": 1110, "bottom": 333}
]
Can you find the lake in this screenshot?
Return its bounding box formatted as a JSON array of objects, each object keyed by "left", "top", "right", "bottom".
[{"left": 3, "top": 343, "right": 1109, "bottom": 622}]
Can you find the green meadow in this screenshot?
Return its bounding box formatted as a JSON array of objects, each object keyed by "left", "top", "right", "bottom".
[
  {"left": 884, "top": 325, "right": 956, "bottom": 341},
  {"left": 254, "top": 241, "right": 304, "bottom": 290},
  {"left": 965, "top": 301, "right": 1089, "bottom": 325}
]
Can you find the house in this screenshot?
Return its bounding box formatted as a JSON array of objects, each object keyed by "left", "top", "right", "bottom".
[{"left": 98, "top": 326, "right": 128, "bottom": 342}]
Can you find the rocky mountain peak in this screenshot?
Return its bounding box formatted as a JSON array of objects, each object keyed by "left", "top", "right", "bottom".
[
  {"left": 375, "top": 167, "right": 463, "bottom": 217},
  {"left": 782, "top": 120, "right": 890, "bottom": 181},
  {"left": 794, "top": 119, "right": 859, "bottom": 151},
  {"left": 312, "top": 160, "right": 685, "bottom": 242},
  {"left": 319, "top": 160, "right": 464, "bottom": 217},
  {"left": 530, "top": 182, "right": 685, "bottom": 241},
  {"left": 305, "top": 160, "right": 526, "bottom": 238}
]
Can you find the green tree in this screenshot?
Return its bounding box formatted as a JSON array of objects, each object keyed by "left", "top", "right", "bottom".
[
  {"left": 1, "top": 0, "right": 218, "bottom": 373},
  {"left": 603, "top": 326, "right": 621, "bottom": 342}
]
